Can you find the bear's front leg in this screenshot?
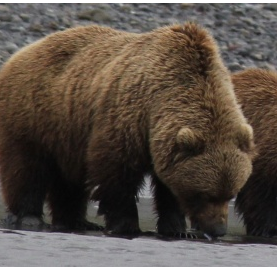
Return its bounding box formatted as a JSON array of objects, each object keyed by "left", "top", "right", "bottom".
[
  {"left": 90, "top": 173, "right": 142, "bottom": 235},
  {"left": 235, "top": 176, "right": 277, "bottom": 237},
  {"left": 152, "top": 175, "right": 197, "bottom": 239},
  {"left": 152, "top": 175, "right": 185, "bottom": 235}
]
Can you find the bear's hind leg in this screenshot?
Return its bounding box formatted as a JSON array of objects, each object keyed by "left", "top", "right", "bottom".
[
  {"left": 97, "top": 191, "right": 140, "bottom": 235},
  {"left": 0, "top": 140, "right": 49, "bottom": 230},
  {"left": 90, "top": 170, "right": 143, "bottom": 235}
]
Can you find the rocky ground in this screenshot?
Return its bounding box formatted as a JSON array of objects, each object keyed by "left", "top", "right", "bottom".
[{"left": 1, "top": 3, "right": 277, "bottom": 71}]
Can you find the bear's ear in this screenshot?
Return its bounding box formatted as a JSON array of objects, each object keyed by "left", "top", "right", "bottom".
[
  {"left": 176, "top": 127, "right": 204, "bottom": 153},
  {"left": 237, "top": 123, "right": 254, "bottom": 152}
]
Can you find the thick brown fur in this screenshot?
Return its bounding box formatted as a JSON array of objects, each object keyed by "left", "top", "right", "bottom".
[
  {"left": 0, "top": 23, "right": 254, "bottom": 236},
  {"left": 233, "top": 68, "right": 277, "bottom": 237}
]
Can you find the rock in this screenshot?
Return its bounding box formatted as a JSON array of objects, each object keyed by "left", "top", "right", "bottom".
[
  {"left": 19, "top": 13, "right": 31, "bottom": 22},
  {"left": 241, "top": 17, "right": 255, "bottom": 26},
  {"left": 29, "top": 23, "right": 43, "bottom": 33},
  {"left": 119, "top": 4, "right": 132, "bottom": 13},
  {"left": 61, "top": 17, "right": 72, "bottom": 28},
  {"left": 263, "top": 3, "right": 277, "bottom": 11},
  {"left": 250, "top": 53, "right": 264, "bottom": 61},
  {"left": 258, "top": 62, "right": 276, "bottom": 71},
  {"left": 12, "top": 15, "right": 23, "bottom": 23},
  {"left": 4, "top": 42, "right": 19, "bottom": 54},
  {"left": 180, "top": 3, "right": 194, "bottom": 9},
  {"left": 0, "top": 14, "right": 13, "bottom": 22},
  {"left": 0, "top": 4, "right": 10, "bottom": 12},
  {"left": 228, "top": 62, "right": 243, "bottom": 72},
  {"left": 196, "top": 4, "right": 211, "bottom": 12},
  {"left": 48, "top": 21, "right": 59, "bottom": 30},
  {"left": 77, "top": 9, "right": 112, "bottom": 23}
]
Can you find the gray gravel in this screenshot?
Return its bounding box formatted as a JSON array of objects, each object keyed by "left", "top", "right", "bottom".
[{"left": 1, "top": 3, "right": 277, "bottom": 71}]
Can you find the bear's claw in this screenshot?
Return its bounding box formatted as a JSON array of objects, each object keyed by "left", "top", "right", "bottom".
[{"left": 158, "top": 231, "right": 199, "bottom": 239}]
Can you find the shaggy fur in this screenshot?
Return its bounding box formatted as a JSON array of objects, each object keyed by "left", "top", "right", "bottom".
[
  {"left": 0, "top": 22, "right": 255, "bottom": 236},
  {"left": 233, "top": 68, "right": 277, "bottom": 237}
]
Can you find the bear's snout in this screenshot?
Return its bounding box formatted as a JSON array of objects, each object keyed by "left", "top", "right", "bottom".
[
  {"left": 203, "top": 222, "right": 227, "bottom": 238},
  {"left": 190, "top": 201, "right": 229, "bottom": 238},
  {"left": 192, "top": 220, "right": 227, "bottom": 238}
]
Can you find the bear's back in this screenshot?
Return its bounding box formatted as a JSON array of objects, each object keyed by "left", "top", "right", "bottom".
[
  {"left": 0, "top": 25, "right": 135, "bottom": 102},
  {"left": 233, "top": 69, "right": 277, "bottom": 136},
  {"left": 0, "top": 25, "right": 134, "bottom": 140}
]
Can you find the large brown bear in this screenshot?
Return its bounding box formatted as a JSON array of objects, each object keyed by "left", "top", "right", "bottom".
[
  {"left": 233, "top": 68, "right": 277, "bottom": 237},
  {"left": 0, "top": 22, "right": 255, "bottom": 237}
]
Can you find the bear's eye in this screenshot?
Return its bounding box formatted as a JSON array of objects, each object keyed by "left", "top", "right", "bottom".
[
  {"left": 183, "top": 142, "right": 205, "bottom": 157},
  {"left": 238, "top": 139, "right": 251, "bottom": 153},
  {"left": 191, "top": 143, "right": 205, "bottom": 155}
]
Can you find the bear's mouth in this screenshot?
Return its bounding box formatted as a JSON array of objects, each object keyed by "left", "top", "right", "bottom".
[{"left": 190, "top": 220, "right": 219, "bottom": 240}]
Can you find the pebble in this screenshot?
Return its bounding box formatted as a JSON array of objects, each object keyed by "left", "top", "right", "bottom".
[
  {"left": 19, "top": 13, "right": 30, "bottom": 22},
  {"left": 29, "top": 23, "right": 43, "bottom": 33},
  {"left": 250, "top": 53, "right": 264, "bottom": 61},
  {"left": 4, "top": 42, "right": 18, "bottom": 54},
  {"left": 263, "top": 3, "right": 277, "bottom": 11},
  {"left": 77, "top": 9, "right": 112, "bottom": 23},
  {"left": 228, "top": 62, "right": 243, "bottom": 72},
  {"left": 0, "top": 4, "right": 10, "bottom": 12},
  {"left": 0, "top": 14, "right": 13, "bottom": 22}
]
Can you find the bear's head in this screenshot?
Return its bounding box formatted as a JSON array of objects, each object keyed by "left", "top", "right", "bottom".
[
  {"left": 152, "top": 123, "right": 255, "bottom": 237},
  {"left": 147, "top": 22, "right": 256, "bottom": 237}
]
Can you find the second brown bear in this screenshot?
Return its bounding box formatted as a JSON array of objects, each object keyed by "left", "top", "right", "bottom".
[{"left": 233, "top": 68, "right": 277, "bottom": 237}]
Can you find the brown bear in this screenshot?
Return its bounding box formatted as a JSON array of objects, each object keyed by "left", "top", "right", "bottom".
[
  {"left": 233, "top": 68, "right": 277, "bottom": 237},
  {"left": 0, "top": 22, "right": 255, "bottom": 237}
]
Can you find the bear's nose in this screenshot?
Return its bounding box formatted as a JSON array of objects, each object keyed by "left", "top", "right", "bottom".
[
  {"left": 205, "top": 223, "right": 227, "bottom": 237},
  {"left": 191, "top": 219, "right": 227, "bottom": 238}
]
